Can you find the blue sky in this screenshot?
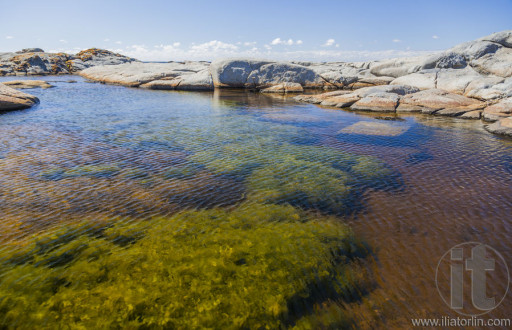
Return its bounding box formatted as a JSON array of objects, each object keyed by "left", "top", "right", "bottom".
[{"left": 1, "top": 0, "right": 511, "bottom": 61}]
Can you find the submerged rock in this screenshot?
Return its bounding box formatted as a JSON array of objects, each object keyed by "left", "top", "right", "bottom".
[
  {"left": 339, "top": 121, "right": 408, "bottom": 136},
  {"left": 2, "top": 80, "right": 54, "bottom": 89},
  {"left": 0, "top": 83, "right": 39, "bottom": 111}
]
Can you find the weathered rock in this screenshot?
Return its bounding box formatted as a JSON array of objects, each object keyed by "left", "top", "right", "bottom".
[
  {"left": 460, "top": 110, "right": 482, "bottom": 119},
  {"left": 80, "top": 62, "right": 211, "bottom": 88},
  {"left": 397, "top": 89, "right": 485, "bottom": 115},
  {"left": 140, "top": 69, "right": 213, "bottom": 91},
  {"left": 0, "top": 83, "right": 39, "bottom": 111},
  {"left": 260, "top": 82, "right": 304, "bottom": 93},
  {"left": 294, "top": 90, "right": 351, "bottom": 104},
  {"left": 464, "top": 76, "right": 506, "bottom": 100},
  {"left": 2, "top": 80, "right": 54, "bottom": 89},
  {"left": 210, "top": 59, "right": 327, "bottom": 89},
  {"left": 478, "top": 30, "right": 512, "bottom": 48},
  {"left": 339, "top": 121, "right": 408, "bottom": 136},
  {"left": 482, "top": 98, "right": 512, "bottom": 122},
  {"left": 350, "top": 92, "right": 400, "bottom": 112},
  {"left": 353, "top": 84, "right": 419, "bottom": 97},
  {"left": 470, "top": 48, "right": 512, "bottom": 78},
  {"left": 320, "top": 93, "right": 360, "bottom": 107},
  {"left": 369, "top": 56, "right": 426, "bottom": 78},
  {"left": 485, "top": 117, "right": 512, "bottom": 137},
  {"left": 390, "top": 71, "right": 436, "bottom": 90},
  {"left": 420, "top": 52, "right": 467, "bottom": 70},
  {"left": 450, "top": 40, "right": 502, "bottom": 61},
  {"left": 436, "top": 68, "right": 483, "bottom": 94}
]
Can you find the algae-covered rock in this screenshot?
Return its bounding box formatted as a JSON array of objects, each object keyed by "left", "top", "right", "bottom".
[{"left": 0, "top": 203, "right": 370, "bottom": 329}]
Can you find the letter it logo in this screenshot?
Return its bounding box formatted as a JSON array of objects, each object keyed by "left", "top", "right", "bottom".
[{"left": 436, "top": 242, "right": 509, "bottom": 316}]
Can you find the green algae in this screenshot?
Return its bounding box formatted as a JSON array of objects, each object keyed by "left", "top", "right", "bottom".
[{"left": 0, "top": 203, "right": 370, "bottom": 329}]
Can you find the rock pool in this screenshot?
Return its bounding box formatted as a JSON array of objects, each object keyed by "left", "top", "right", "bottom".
[{"left": 0, "top": 76, "right": 511, "bottom": 328}]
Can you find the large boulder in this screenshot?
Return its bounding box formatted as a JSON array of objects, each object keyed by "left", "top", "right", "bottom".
[
  {"left": 210, "top": 59, "right": 327, "bottom": 89},
  {"left": 0, "top": 83, "right": 39, "bottom": 111},
  {"left": 390, "top": 71, "right": 436, "bottom": 90}
]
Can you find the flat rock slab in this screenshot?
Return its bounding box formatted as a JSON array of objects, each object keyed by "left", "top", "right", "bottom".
[
  {"left": 339, "top": 121, "right": 409, "bottom": 136},
  {"left": 0, "top": 83, "right": 39, "bottom": 111},
  {"left": 3, "top": 80, "right": 54, "bottom": 89},
  {"left": 397, "top": 89, "right": 485, "bottom": 115},
  {"left": 80, "top": 62, "right": 213, "bottom": 89},
  {"left": 351, "top": 92, "right": 399, "bottom": 112}
]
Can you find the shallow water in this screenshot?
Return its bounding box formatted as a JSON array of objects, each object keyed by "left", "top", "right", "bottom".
[{"left": 0, "top": 76, "right": 511, "bottom": 328}]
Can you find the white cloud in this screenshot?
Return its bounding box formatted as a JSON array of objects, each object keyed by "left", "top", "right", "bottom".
[
  {"left": 59, "top": 39, "right": 68, "bottom": 43},
  {"left": 271, "top": 38, "right": 300, "bottom": 46},
  {"left": 432, "top": 35, "right": 439, "bottom": 39},
  {"left": 244, "top": 41, "right": 257, "bottom": 47},
  {"left": 108, "top": 41, "right": 436, "bottom": 62},
  {"left": 6, "top": 36, "right": 14, "bottom": 39},
  {"left": 104, "top": 38, "right": 110, "bottom": 42},
  {"left": 190, "top": 40, "right": 238, "bottom": 53},
  {"left": 115, "top": 41, "right": 122, "bottom": 44},
  {"left": 173, "top": 42, "right": 181, "bottom": 47},
  {"left": 392, "top": 39, "right": 402, "bottom": 43},
  {"left": 323, "top": 39, "right": 335, "bottom": 47}
]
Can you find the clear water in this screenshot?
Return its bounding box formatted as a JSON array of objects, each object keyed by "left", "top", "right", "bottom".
[{"left": 0, "top": 76, "right": 511, "bottom": 328}]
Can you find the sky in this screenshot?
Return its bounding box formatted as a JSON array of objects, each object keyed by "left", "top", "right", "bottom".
[{"left": 1, "top": 0, "right": 511, "bottom": 62}]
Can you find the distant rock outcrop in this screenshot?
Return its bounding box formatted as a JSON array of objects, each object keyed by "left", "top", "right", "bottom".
[{"left": 0, "top": 48, "right": 137, "bottom": 76}]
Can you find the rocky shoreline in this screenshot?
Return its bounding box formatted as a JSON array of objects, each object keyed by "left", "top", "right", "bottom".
[{"left": 1, "top": 30, "right": 511, "bottom": 136}]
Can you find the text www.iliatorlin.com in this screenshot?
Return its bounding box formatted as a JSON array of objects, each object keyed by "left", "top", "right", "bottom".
[{"left": 411, "top": 317, "right": 510, "bottom": 327}]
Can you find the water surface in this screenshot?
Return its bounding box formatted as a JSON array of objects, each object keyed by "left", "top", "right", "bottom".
[{"left": 1, "top": 76, "right": 511, "bottom": 328}]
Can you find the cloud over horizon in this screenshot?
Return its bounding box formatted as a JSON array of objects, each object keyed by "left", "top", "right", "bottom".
[{"left": 51, "top": 40, "right": 436, "bottom": 63}]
